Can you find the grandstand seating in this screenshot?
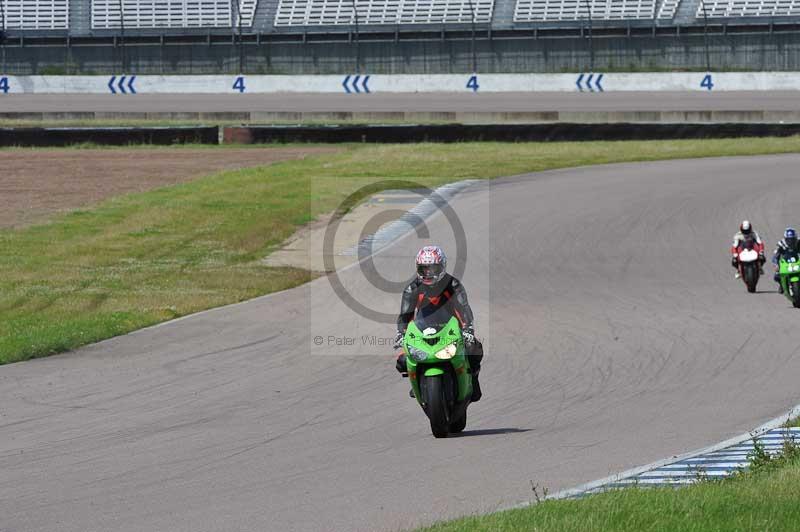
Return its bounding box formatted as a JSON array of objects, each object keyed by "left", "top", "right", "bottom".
[
  {"left": 698, "top": 0, "right": 800, "bottom": 17},
  {"left": 91, "top": 0, "right": 258, "bottom": 29},
  {"left": 7, "top": 0, "right": 800, "bottom": 34},
  {"left": 273, "top": 0, "right": 495, "bottom": 26},
  {"left": 657, "top": 0, "right": 681, "bottom": 18},
  {"left": 239, "top": 0, "right": 258, "bottom": 26},
  {"left": 1, "top": 0, "right": 69, "bottom": 30},
  {"left": 513, "top": 0, "right": 655, "bottom": 21}
]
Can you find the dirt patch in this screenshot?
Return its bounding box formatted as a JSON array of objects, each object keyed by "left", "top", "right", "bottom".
[
  {"left": 263, "top": 190, "right": 423, "bottom": 272},
  {"left": 0, "top": 147, "right": 338, "bottom": 228}
]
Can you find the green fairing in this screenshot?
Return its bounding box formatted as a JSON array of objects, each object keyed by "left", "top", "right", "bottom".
[
  {"left": 405, "top": 316, "right": 472, "bottom": 403},
  {"left": 778, "top": 253, "right": 800, "bottom": 308},
  {"left": 403, "top": 315, "right": 473, "bottom": 437}
]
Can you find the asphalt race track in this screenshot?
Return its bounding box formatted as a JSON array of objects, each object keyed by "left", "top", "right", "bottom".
[
  {"left": 4, "top": 91, "right": 800, "bottom": 113},
  {"left": 4, "top": 155, "right": 800, "bottom": 531}
]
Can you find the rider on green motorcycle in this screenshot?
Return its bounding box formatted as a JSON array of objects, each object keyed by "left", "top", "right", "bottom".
[
  {"left": 772, "top": 228, "right": 800, "bottom": 294},
  {"left": 394, "top": 246, "right": 483, "bottom": 402}
]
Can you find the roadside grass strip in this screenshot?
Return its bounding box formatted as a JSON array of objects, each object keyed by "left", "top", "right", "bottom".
[
  {"left": 582, "top": 428, "right": 800, "bottom": 491},
  {"left": 421, "top": 427, "right": 800, "bottom": 532},
  {"left": 7, "top": 139, "right": 800, "bottom": 363}
]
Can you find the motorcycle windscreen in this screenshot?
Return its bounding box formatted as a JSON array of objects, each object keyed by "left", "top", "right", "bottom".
[{"left": 414, "top": 304, "right": 459, "bottom": 336}]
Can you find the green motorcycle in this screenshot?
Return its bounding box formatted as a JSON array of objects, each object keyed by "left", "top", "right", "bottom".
[
  {"left": 778, "top": 252, "right": 800, "bottom": 308},
  {"left": 403, "top": 309, "right": 472, "bottom": 438}
]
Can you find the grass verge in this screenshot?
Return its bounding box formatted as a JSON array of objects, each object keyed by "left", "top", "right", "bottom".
[
  {"left": 4, "top": 138, "right": 800, "bottom": 364},
  {"left": 421, "top": 434, "right": 800, "bottom": 532}
]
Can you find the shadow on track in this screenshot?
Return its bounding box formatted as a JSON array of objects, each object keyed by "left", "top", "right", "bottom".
[{"left": 451, "top": 428, "right": 531, "bottom": 438}]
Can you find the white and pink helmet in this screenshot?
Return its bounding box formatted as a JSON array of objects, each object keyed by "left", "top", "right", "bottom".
[{"left": 415, "top": 245, "right": 447, "bottom": 285}]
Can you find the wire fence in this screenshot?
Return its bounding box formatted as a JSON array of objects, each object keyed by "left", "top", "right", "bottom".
[{"left": 2, "top": 18, "right": 800, "bottom": 74}]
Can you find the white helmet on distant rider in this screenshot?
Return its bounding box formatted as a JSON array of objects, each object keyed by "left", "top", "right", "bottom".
[
  {"left": 740, "top": 220, "right": 752, "bottom": 236},
  {"left": 415, "top": 246, "right": 447, "bottom": 286}
]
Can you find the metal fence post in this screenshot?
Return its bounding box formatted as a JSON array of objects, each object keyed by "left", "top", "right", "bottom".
[
  {"left": 351, "top": 0, "right": 361, "bottom": 73},
  {"left": 117, "top": 0, "right": 126, "bottom": 73},
  {"left": 584, "top": 0, "right": 594, "bottom": 72},
  {"left": 467, "top": 0, "right": 477, "bottom": 73},
  {"left": 700, "top": 0, "right": 712, "bottom": 72}
]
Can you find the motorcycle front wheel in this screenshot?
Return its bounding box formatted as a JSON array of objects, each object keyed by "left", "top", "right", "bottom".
[
  {"left": 424, "top": 376, "right": 450, "bottom": 438},
  {"left": 744, "top": 264, "right": 758, "bottom": 293},
  {"left": 449, "top": 410, "right": 467, "bottom": 434}
]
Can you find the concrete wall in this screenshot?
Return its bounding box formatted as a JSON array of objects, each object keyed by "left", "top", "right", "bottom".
[
  {"left": 6, "top": 72, "right": 800, "bottom": 94},
  {"left": 3, "top": 32, "right": 800, "bottom": 74}
]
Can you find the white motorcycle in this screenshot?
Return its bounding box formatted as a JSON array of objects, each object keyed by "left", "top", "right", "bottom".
[{"left": 736, "top": 239, "right": 761, "bottom": 293}]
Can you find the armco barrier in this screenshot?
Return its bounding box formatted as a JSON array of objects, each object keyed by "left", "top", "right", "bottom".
[
  {"left": 0, "top": 126, "right": 219, "bottom": 147},
  {"left": 7, "top": 122, "right": 800, "bottom": 147},
  {"left": 223, "top": 123, "right": 800, "bottom": 143}
]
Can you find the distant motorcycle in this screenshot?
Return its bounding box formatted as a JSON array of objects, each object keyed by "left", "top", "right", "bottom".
[
  {"left": 777, "top": 252, "right": 800, "bottom": 308},
  {"left": 735, "top": 237, "right": 761, "bottom": 293}
]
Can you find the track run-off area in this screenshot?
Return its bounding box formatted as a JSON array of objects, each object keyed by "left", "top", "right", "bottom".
[{"left": 3, "top": 154, "right": 800, "bottom": 531}]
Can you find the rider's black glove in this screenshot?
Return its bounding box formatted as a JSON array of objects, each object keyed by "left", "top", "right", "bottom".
[
  {"left": 392, "top": 330, "right": 404, "bottom": 350},
  {"left": 462, "top": 329, "right": 476, "bottom": 345},
  {"left": 395, "top": 354, "right": 407, "bottom": 374},
  {"left": 731, "top": 256, "right": 738, "bottom": 268}
]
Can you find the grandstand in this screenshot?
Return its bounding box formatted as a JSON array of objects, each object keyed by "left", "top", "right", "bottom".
[
  {"left": 0, "top": 0, "right": 798, "bottom": 75},
  {"left": 698, "top": 0, "right": 800, "bottom": 17},
  {"left": 1, "top": 0, "right": 795, "bottom": 34},
  {"left": 274, "top": 0, "right": 495, "bottom": 27},
  {"left": 1, "top": 1, "right": 69, "bottom": 30}
]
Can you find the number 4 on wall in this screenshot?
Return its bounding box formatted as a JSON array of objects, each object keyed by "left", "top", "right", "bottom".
[
  {"left": 466, "top": 75, "right": 479, "bottom": 93},
  {"left": 701, "top": 74, "right": 714, "bottom": 91},
  {"left": 0, "top": 77, "right": 9, "bottom": 94},
  {"left": 233, "top": 76, "right": 246, "bottom": 93}
]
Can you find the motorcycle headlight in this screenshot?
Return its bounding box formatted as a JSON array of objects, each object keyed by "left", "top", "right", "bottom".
[
  {"left": 434, "top": 343, "right": 458, "bottom": 360},
  {"left": 408, "top": 346, "right": 428, "bottom": 362}
]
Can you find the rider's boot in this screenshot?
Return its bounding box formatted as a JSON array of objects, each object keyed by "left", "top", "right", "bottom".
[
  {"left": 775, "top": 273, "right": 784, "bottom": 294},
  {"left": 471, "top": 370, "right": 482, "bottom": 402}
]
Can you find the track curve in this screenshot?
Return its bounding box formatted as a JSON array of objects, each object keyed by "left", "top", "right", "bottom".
[{"left": 3, "top": 155, "right": 800, "bottom": 531}]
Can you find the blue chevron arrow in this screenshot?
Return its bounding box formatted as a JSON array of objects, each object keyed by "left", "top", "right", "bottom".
[
  {"left": 352, "top": 75, "right": 361, "bottom": 94},
  {"left": 127, "top": 75, "right": 136, "bottom": 94},
  {"left": 108, "top": 75, "right": 117, "bottom": 94},
  {"left": 585, "top": 73, "right": 595, "bottom": 92},
  {"left": 342, "top": 74, "right": 352, "bottom": 94},
  {"left": 594, "top": 73, "right": 604, "bottom": 92},
  {"left": 576, "top": 73, "right": 584, "bottom": 91},
  {"left": 118, "top": 75, "right": 127, "bottom": 94},
  {"left": 361, "top": 75, "right": 370, "bottom": 93}
]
